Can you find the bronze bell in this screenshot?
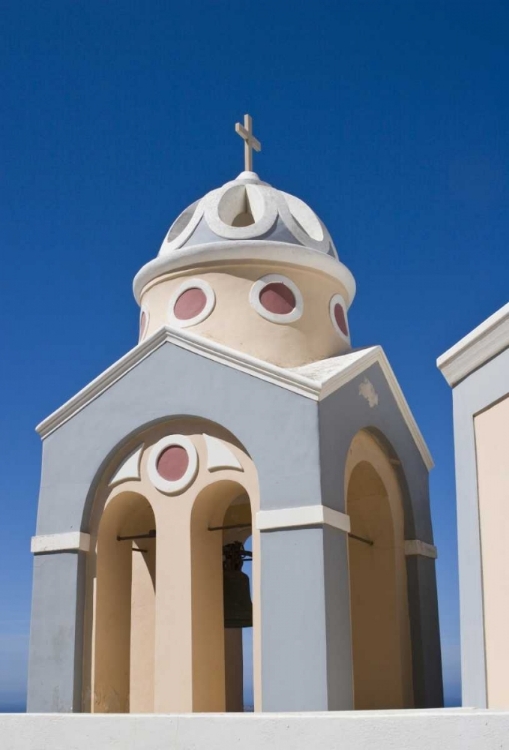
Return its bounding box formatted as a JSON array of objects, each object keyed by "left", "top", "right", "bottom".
[{"left": 223, "top": 541, "right": 253, "bottom": 629}]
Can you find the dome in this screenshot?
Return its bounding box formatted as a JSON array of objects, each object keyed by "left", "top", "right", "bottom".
[{"left": 133, "top": 172, "right": 355, "bottom": 305}]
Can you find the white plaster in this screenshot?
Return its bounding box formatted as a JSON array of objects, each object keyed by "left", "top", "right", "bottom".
[
  {"left": 280, "top": 191, "right": 324, "bottom": 241},
  {"left": 277, "top": 190, "right": 331, "bottom": 253},
  {"left": 329, "top": 293, "right": 350, "bottom": 342},
  {"left": 256, "top": 505, "right": 351, "bottom": 533},
  {"left": 139, "top": 307, "right": 149, "bottom": 342},
  {"left": 167, "top": 278, "right": 216, "bottom": 328},
  {"left": 135, "top": 240, "right": 356, "bottom": 308},
  {"left": 162, "top": 199, "right": 205, "bottom": 253},
  {"left": 405, "top": 540, "right": 438, "bottom": 559},
  {"left": 249, "top": 274, "right": 304, "bottom": 324},
  {"left": 437, "top": 301, "right": 509, "bottom": 386},
  {"left": 2, "top": 710, "right": 509, "bottom": 750},
  {"left": 205, "top": 181, "right": 278, "bottom": 240},
  {"left": 147, "top": 434, "right": 198, "bottom": 494},
  {"left": 203, "top": 434, "right": 243, "bottom": 472},
  {"left": 109, "top": 445, "right": 143, "bottom": 486},
  {"left": 359, "top": 377, "right": 379, "bottom": 408},
  {"left": 31, "top": 532, "right": 90, "bottom": 554}
]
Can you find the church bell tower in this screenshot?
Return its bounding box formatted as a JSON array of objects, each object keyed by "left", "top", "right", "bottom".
[{"left": 28, "top": 116, "right": 443, "bottom": 713}]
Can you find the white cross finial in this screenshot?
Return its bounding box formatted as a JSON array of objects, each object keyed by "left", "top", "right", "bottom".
[{"left": 235, "top": 114, "right": 261, "bottom": 172}]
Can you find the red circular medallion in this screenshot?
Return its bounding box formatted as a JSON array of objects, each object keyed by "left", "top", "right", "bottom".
[
  {"left": 333, "top": 303, "right": 348, "bottom": 336},
  {"left": 174, "top": 288, "right": 207, "bottom": 321},
  {"left": 259, "top": 282, "right": 296, "bottom": 315},
  {"left": 157, "top": 445, "right": 189, "bottom": 481}
]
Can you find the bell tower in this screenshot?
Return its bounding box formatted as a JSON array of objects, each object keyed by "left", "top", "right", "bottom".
[{"left": 27, "top": 116, "right": 443, "bottom": 713}]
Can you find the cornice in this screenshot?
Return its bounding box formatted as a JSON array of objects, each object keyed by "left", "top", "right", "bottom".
[
  {"left": 437, "top": 302, "right": 509, "bottom": 387},
  {"left": 133, "top": 240, "right": 356, "bottom": 305},
  {"left": 36, "top": 327, "right": 433, "bottom": 470}
]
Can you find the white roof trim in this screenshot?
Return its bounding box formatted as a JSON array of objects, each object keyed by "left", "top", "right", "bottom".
[
  {"left": 256, "top": 505, "right": 351, "bottom": 533},
  {"left": 31, "top": 532, "right": 91, "bottom": 554},
  {"left": 133, "top": 240, "right": 356, "bottom": 306},
  {"left": 35, "top": 327, "right": 433, "bottom": 469},
  {"left": 437, "top": 302, "right": 509, "bottom": 387}
]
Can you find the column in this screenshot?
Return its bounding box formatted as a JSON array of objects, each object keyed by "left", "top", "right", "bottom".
[{"left": 257, "top": 506, "right": 354, "bottom": 711}]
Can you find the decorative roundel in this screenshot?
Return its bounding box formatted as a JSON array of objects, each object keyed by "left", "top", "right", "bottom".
[
  {"left": 147, "top": 435, "right": 198, "bottom": 494},
  {"left": 139, "top": 307, "right": 149, "bottom": 341},
  {"left": 329, "top": 293, "right": 349, "bottom": 341},
  {"left": 249, "top": 274, "right": 303, "bottom": 324},
  {"left": 167, "top": 278, "right": 215, "bottom": 328}
]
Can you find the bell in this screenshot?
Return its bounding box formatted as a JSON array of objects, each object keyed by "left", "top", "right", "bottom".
[
  {"left": 223, "top": 541, "right": 253, "bottom": 629},
  {"left": 223, "top": 569, "right": 253, "bottom": 628}
]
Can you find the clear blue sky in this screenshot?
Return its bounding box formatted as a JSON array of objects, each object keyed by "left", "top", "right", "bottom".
[{"left": 2, "top": 0, "right": 509, "bottom": 711}]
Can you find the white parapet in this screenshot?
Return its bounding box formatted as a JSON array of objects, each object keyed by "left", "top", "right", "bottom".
[{"left": 1, "top": 710, "right": 509, "bottom": 750}]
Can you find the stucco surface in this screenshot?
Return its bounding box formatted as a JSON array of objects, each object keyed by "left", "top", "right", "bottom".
[
  {"left": 36, "top": 341, "right": 321, "bottom": 536},
  {"left": 1, "top": 711, "right": 509, "bottom": 750},
  {"left": 319, "top": 367, "right": 442, "bottom": 707},
  {"left": 318, "top": 362, "right": 432, "bottom": 542},
  {"left": 260, "top": 526, "right": 352, "bottom": 711},
  {"left": 450, "top": 344, "right": 509, "bottom": 707},
  {"left": 29, "top": 340, "right": 440, "bottom": 713},
  {"left": 27, "top": 552, "right": 85, "bottom": 713},
  {"left": 140, "top": 265, "right": 350, "bottom": 367},
  {"left": 474, "top": 395, "right": 509, "bottom": 707}
]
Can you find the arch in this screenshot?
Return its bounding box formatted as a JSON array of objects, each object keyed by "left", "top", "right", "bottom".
[
  {"left": 190, "top": 480, "right": 256, "bottom": 712},
  {"left": 83, "top": 416, "right": 260, "bottom": 714},
  {"left": 91, "top": 491, "right": 156, "bottom": 713},
  {"left": 345, "top": 429, "right": 413, "bottom": 709},
  {"left": 81, "top": 415, "right": 252, "bottom": 534}
]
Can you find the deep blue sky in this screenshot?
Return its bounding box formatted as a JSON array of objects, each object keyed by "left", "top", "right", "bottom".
[{"left": 2, "top": 0, "right": 509, "bottom": 711}]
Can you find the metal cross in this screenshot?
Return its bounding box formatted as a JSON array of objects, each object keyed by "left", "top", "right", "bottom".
[{"left": 235, "top": 114, "right": 261, "bottom": 172}]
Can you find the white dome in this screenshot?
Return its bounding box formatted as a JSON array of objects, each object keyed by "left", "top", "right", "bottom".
[
  {"left": 160, "top": 171, "right": 338, "bottom": 257},
  {"left": 133, "top": 172, "right": 355, "bottom": 304}
]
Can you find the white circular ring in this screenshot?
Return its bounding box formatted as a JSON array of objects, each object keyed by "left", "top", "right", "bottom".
[
  {"left": 276, "top": 191, "right": 331, "bottom": 254},
  {"left": 249, "top": 274, "right": 304, "bottom": 324},
  {"left": 139, "top": 306, "right": 149, "bottom": 342},
  {"left": 167, "top": 278, "right": 216, "bottom": 328},
  {"left": 147, "top": 435, "right": 198, "bottom": 495},
  {"left": 329, "top": 293, "right": 350, "bottom": 342},
  {"left": 160, "top": 199, "right": 205, "bottom": 254},
  {"left": 204, "top": 183, "right": 278, "bottom": 240}
]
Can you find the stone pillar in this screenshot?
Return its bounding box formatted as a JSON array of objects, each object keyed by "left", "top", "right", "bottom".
[
  {"left": 406, "top": 553, "right": 444, "bottom": 707},
  {"left": 27, "top": 550, "right": 86, "bottom": 712},
  {"left": 258, "top": 509, "right": 353, "bottom": 711}
]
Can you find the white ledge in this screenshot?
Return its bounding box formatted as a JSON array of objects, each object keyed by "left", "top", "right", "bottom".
[
  {"left": 404, "top": 539, "right": 438, "bottom": 559},
  {"left": 437, "top": 301, "right": 509, "bottom": 386},
  {"left": 31, "top": 532, "right": 91, "bottom": 554},
  {"left": 256, "top": 505, "right": 351, "bottom": 533},
  {"left": 1, "top": 709, "right": 509, "bottom": 750},
  {"left": 35, "top": 326, "right": 433, "bottom": 470}
]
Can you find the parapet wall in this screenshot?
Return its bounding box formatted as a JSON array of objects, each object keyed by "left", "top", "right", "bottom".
[{"left": 2, "top": 710, "right": 509, "bottom": 750}]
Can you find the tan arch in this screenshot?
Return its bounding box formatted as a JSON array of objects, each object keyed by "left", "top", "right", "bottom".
[
  {"left": 83, "top": 417, "right": 261, "bottom": 714},
  {"left": 345, "top": 429, "right": 413, "bottom": 709},
  {"left": 90, "top": 491, "right": 157, "bottom": 713}
]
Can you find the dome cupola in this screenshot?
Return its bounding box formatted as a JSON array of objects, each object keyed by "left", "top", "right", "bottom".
[{"left": 133, "top": 118, "right": 356, "bottom": 368}]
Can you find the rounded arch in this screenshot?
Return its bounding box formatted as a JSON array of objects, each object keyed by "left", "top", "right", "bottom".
[
  {"left": 82, "top": 414, "right": 252, "bottom": 535},
  {"left": 190, "top": 479, "right": 256, "bottom": 711},
  {"left": 92, "top": 491, "right": 157, "bottom": 713},
  {"left": 345, "top": 429, "right": 413, "bottom": 709},
  {"left": 83, "top": 416, "right": 260, "bottom": 714}
]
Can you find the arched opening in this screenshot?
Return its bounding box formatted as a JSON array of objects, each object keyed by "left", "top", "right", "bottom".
[
  {"left": 222, "top": 496, "right": 253, "bottom": 712},
  {"left": 92, "top": 492, "right": 156, "bottom": 713},
  {"left": 190, "top": 481, "right": 255, "bottom": 712},
  {"left": 347, "top": 456, "right": 413, "bottom": 709}
]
